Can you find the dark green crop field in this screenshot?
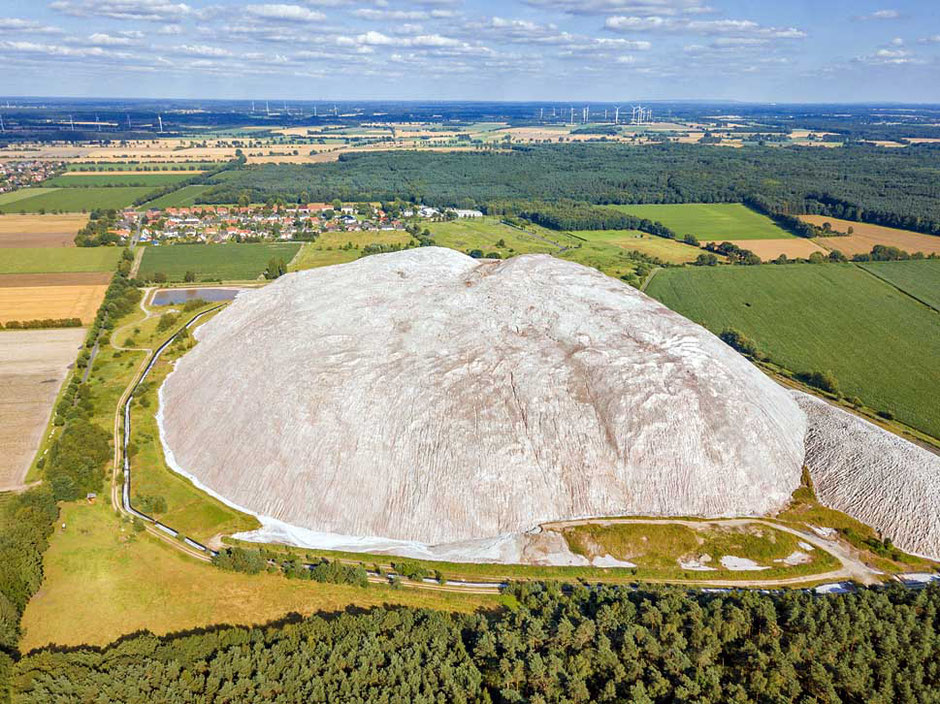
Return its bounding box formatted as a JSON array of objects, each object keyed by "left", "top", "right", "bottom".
[
  {"left": 647, "top": 263, "right": 940, "bottom": 439},
  {"left": 0, "top": 187, "right": 156, "bottom": 213},
  {"left": 140, "top": 185, "right": 216, "bottom": 208},
  {"left": 44, "top": 173, "right": 196, "bottom": 187},
  {"left": 860, "top": 259, "right": 940, "bottom": 311},
  {"left": 138, "top": 243, "right": 301, "bottom": 282}
]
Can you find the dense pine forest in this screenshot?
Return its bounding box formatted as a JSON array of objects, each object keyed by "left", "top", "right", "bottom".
[
  {"left": 202, "top": 143, "right": 940, "bottom": 235},
  {"left": 12, "top": 582, "right": 940, "bottom": 703}
]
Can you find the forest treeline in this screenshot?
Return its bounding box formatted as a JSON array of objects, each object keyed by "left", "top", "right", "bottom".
[
  {"left": 199, "top": 143, "right": 940, "bottom": 235},
  {"left": 0, "top": 487, "right": 58, "bottom": 703},
  {"left": 12, "top": 581, "right": 940, "bottom": 703}
]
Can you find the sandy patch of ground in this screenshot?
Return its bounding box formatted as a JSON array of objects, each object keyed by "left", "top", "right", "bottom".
[
  {"left": 775, "top": 550, "right": 812, "bottom": 566},
  {"left": 0, "top": 328, "right": 85, "bottom": 490},
  {"left": 710, "top": 237, "right": 829, "bottom": 261},
  {"left": 801, "top": 215, "right": 940, "bottom": 256},
  {"left": 721, "top": 556, "right": 769, "bottom": 571},
  {"left": 679, "top": 555, "right": 717, "bottom": 571},
  {"left": 0, "top": 281, "right": 108, "bottom": 323}
]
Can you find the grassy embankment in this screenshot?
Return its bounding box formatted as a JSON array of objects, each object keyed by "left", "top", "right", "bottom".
[
  {"left": 122, "top": 304, "right": 259, "bottom": 541},
  {"left": 647, "top": 263, "right": 940, "bottom": 440}
]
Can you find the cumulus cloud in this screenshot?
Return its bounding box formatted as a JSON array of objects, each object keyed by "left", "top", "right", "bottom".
[
  {"left": 49, "top": 0, "right": 196, "bottom": 22},
  {"left": 857, "top": 9, "right": 900, "bottom": 21},
  {"left": 0, "top": 18, "right": 62, "bottom": 34},
  {"left": 524, "top": 0, "right": 710, "bottom": 15},
  {"left": 245, "top": 4, "right": 327, "bottom": 23},
  {"left": 605, "top": 16, "right": 805, "bottom": 39}
]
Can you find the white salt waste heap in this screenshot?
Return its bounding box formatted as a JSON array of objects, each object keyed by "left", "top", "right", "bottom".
[
  {"left": 797, "top": 392, "right": 940, "bottom": 560},
  {"left": 159, "top": 248, "right": 807, "bottom": 559}
]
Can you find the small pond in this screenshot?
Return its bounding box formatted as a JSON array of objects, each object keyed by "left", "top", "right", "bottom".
[{"left": 151, "top": 288, "right": 245, "bottom": 306}]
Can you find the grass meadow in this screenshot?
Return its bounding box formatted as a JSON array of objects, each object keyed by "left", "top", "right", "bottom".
[
  {"left": 18, "top": 499, "right": 502, "bottom": 651},
  {"left": 0, "top": 247, "right": 122, "bottom": 274},
  {"left": 609, "top": 203, "right": 792, "bottom": 241},
  {"left": 647, "top": 263, "right": 940, "bottom": 439},
  {"left": 138, "top": 242, "right": 301, "bottom": 281},
  {"left": 0, "top": 187, "right": 156, "bottom": 213},
  {"left": 571, "top": 230, "right": 705, "bottom": 264}
]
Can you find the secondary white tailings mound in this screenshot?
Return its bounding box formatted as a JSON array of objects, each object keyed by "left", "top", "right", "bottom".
[
  {"left": 159, "top": 248, "right": 806, "bottom": 551},
  {"left": 797, "top": 392, "right": 940, "bottom": 560}
]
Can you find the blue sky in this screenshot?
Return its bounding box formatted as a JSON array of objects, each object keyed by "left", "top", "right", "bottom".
[{"left": 1, "top": 0, "right": 938, "bottom": 101}]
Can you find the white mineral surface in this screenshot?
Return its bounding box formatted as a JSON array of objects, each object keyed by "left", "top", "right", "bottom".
[
  {"left": 797, "top": 392, "right": 940, "bottom": 560},
  {"left": 159, "top": 248, "right": 809, "bottom": 558}
]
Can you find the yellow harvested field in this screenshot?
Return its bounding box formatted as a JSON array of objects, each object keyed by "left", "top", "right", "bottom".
[
  {"left": 800, "top": 215, "right": 940, "bottom": 256},
  {"left": 708, "top": 237, "right": 829, "bottom": 261},
  {"left": 0, "top": 327, "right": 85, "bottom": 490},
  {"left": 0, "top": 283, "right": 108, "bottom": 324},
  {"left": 0, "top": 213, "right": 87, "bottom": 247}
]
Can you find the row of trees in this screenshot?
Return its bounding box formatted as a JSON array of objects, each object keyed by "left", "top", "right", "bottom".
[
  {"left": 0, "top": 318, "right": 82, "bottom": 330},
  {"left": 12, "top": 581, "right": 940, "bottom": 702}
]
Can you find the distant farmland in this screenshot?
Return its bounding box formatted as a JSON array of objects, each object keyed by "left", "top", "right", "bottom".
[
  {"left": 647, "top": 263, "right": 940, "bottom": 439},
  {"left": 139, "top": 185, "right": 215, "bottom": 208},
  {"left": 0, "top": 214, "right": 88, "bottom": 248},
  {"left": 609, "top": 203, "right": 791, "bottom": 241},
  {"left": 0, "top": 187, "right": 156, "bottom": 213},
  {"left": 861, "top": 259, "right": 940, "bottom": 311},
  {"left": 44, "top": 173, "right": 196, "bottom": 188},
  {"left": 139, "top": 243, "right": 302, "bottom": 281}
]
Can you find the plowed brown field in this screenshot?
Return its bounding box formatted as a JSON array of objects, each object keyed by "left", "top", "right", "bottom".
[
  {"left": 0, "top": 328, "right": 85, "bottom": 490},
  {"left": 0, "top": 213, "right": 88, "bottom": 247}
]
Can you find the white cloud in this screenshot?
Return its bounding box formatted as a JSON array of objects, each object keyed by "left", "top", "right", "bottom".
[
  {"left": 172, "top": 43, "right": 233, "bottom": 57},
  {"left": 245, "top": 4, "right": 327, "bottom": 22},
  {"left": 0, "top": 18, "right": 62, "bottom": 34},
  {"left": 353, "top": 8, "right": 430, "bottom": 20},
  {"left": 49, "top": 0, "right": 195, "bottom": 22},
  {"left": 605, "top": 16, "right": 805, "bottom": 39},
  {"left": 918, "top": 35, "right": 940, "bottom": 44},
  {"left": 857, "top": 9, "right": 900, "bottom": 20},
  {"left": 524, "top": 0, "right": 710, "bottom": 16}
]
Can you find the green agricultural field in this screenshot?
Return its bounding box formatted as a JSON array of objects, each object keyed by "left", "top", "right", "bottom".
[
  {"left": 0, "top": 247, "right": 122, "bottom": 273},
  {"left": 572, "top": 230, "right": 705, "bottom": 264},
  {"left": 0, "top": 188, "right": 59, "bottom": 206},
  {"left": 139, "top": 242, "right": 301, "bottom": 281},
  {"left": 290, "top": 231, "right": 416, "bottom": 271},
  {"left": 647, "top": 263, "right": 940, "bottom": 439},
  {"left": 860, "top": 259, "right": 940, "bottom": 311},
  {"left": 140, "top": 184, "right": 215, "bottom": 208},
  {"left": 609, "top": 203, "right": 792, "bottom": 241},
  {"left": 0, "top": 186, "right": 156, "bottom": 213},
  {"left": 44, "top": 173, "right": 196, "bottom": 187},
  {"left": 427, "top": 216, "right": 580, "bottom": 255}
]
